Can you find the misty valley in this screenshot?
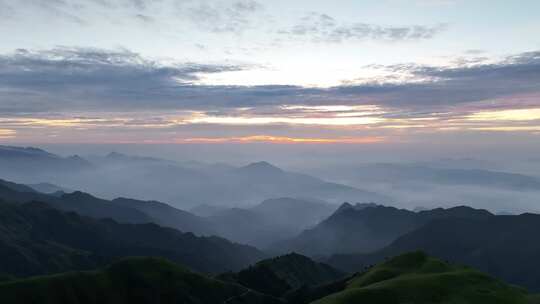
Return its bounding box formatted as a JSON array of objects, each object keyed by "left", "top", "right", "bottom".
[
  {"left": 0, "top": 145, "right": 539, "bottom": 303},
  {"left": 2, "top": 1, "right": 540, "bottom": 302}
]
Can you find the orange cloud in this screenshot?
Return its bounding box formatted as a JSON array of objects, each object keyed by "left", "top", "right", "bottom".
[{"left": 0, "top": 129, "right": 16, "bottom": 139}]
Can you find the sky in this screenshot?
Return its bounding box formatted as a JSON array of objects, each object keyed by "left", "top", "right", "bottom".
[{"left": 0, "top": 0, "right": 539, "bottom": 153}]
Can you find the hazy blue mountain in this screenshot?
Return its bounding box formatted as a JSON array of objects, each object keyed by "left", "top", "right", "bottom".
[
  {"left": 26, "top": 182, "right": 73, "bottom": 194},
  {"left": 0, "top": 199, "right": 265, "bottom": 278},
  {"left": 205, "top": 198, "right": 336, "bottom": 248},
  {"left": 334, "top": 163, "right": 540, "bottom": 190},
  {"left": 189, "top": 204, "right": 229, "bottom": 217},
  {"left": 207, "top": 208, "right": 271, "bottom": 247},
  {"left": 0, "top": 145, "right": 92, "bottom": 181},
  {"left": 251, "top": 198, "right": 334, "bottom": 231},
  {"left": 227, "top": 161, "right": 389, "bottom": 206},
  {"left": 112, "top": 197, "right": 215, "bottom": 235},
  {"left": 0, "top": 145, "right": 389, "bottom": 209},
  {"left": 0, "top": 178, "right": 213, "bottom": 236},
  {"left": 275, "top": 204, "right": 492, "bottom": 256},
  {"left": 0, "top": 180, "right": 152, "bottom": 223},
  {"left": 326, "top": 213, "right": 540, "bottom": 292}
]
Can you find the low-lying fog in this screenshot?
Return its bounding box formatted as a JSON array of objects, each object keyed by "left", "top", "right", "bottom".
[{"left": 4, "top": 143, "right": 540, "bottom": 214}]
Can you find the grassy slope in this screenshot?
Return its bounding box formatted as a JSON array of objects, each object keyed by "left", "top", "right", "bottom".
[
  {"left": 313, "top": 251, "right": 528, "bottom": 304},
  {"left": 219, "top": 253, "right": 344, "bottom": 297},
  {"left": 0, "top": 257, "right": 280, "bottom": 304}
]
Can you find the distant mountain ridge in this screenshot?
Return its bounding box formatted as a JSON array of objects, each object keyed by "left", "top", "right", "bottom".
[
  {"left": 205, "top": 197, "right": 336, "bottom": 248},
  {"left": 0, "top": 145, "right": 390, "bottom": 208}
]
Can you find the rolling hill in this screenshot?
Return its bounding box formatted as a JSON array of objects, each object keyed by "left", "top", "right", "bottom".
[
  {"left": 218, "top": 253, "right": 344, "bottom": 297},
  {"left": 326, "top": 214, "right": 540, "bottom": 291},
  {"left": 0, "top": 257, "right": 281, "bottom": 304},
  {"left": 313, "top": 251, "right": 529, "bottom": 304}
]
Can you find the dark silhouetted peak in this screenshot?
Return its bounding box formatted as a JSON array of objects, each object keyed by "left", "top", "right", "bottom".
[
  {"left": 354, "top": 202, "right": 379, "bottom": 209},
  {"left": 66, "top": 155, "right": 92, "bottom": 167},
  {"left": 104, "top": 151, "right": 164, "bottom": 163},
  {"left": 106, "top": 151, "right": 126, "bottom": 159},
  {"left": 333, "top": 202, "right": 379, "bottom": 215},
  {"left": 68, "top": 155, "right": 85, "bottom": 161},
  {"left": 240, "top": 161, "right": 283, "bottom": 174},
  {"left": 335, "top": 202, "right": 353, "bottom": 213},
  {"left": 0, "top": 179, "right": 37, "bottom": 193},
  {"left": 419, "top": 205, "right": 493, "bottom": 220},
  {"left": 62, "top": 191, "right": 99, "bottom": 201},
  {"left": 0, "top": 145, "right": 58, "bottom": 158}
]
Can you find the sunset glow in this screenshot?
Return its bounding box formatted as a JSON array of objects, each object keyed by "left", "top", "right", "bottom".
[{"left": 176, "top": 135, "right": 385, "bottom": 144}]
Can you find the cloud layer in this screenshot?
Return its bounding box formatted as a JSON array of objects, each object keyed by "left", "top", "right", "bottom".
[
  {"left": 278, "top": 13, "right": 447, "bottom": 43},
  {"left": 0, "top": 47, "right": 539, "bottom": 143}
]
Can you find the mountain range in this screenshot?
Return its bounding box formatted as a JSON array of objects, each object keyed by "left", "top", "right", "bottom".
[
  {"left": 0, "top": 145, "right": 389, "bottom": 208},
  {"left": 0, "top": 178, "right": 339, "bottom": 248},
  {"left": 205, "top": 197, "right": 336, "bottom": 248},
  {"left": 0, "top": 197, "right": 264, "bottom": 277}
]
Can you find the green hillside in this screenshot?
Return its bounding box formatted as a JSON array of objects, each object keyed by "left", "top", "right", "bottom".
[
  {"left": 313, "top": 251, "right": 528, "bottom": 304},
  {"left": 219, "top": 253, "right": 344, "bottom": 297},
  {"left": 0, "top": 257, "right": 281, "bottom": 304}
]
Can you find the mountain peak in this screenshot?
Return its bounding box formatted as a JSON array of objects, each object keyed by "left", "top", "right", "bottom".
[
  {"left": 241, "top": 161, "right": 283, "bottom": 173},
  {"left": 62, "top": 191, "right": 99, "bottom": 201},
  {"left": 0, "top": 145, "right": 58, "bottom": 158},
  {"left": 335, "top": 202, "right": 354, "bottom": 213},
  {"left": 106, "top": 151, "right": 126, "bottom": 159}
]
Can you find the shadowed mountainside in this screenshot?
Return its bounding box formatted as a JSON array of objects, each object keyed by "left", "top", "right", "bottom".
[
  {"left": 0, "top": 179, "right": 214, "bottom": 236},
  {"left": 0, "top": 199, "right": 265, "bottom": 278},
  {"left": 275, "top": 203, "right": 492, "bottom": 256},
  {"left": 326, "top": 213, "right": 540, "bottom": 292}
]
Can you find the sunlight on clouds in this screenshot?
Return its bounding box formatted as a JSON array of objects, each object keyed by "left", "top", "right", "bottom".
[
  {"left": 0, "top": 118, "right": 118, "bottom": 128},
  {"left": 174, "top": 135, "right": 384, "bottom": 144},
  {"left": 467, "top": 108, "right": 540, "bottom": 121},
  {"left": 187, "top": 114, "right": 384, "bottom": 126},
  {"left": 280, "top": 105, "right": 382, "bottom": 113},
  {"left": 471, "top": 126, "right": 540, "bottom": 132},
  {"left": 0, "top": 117, "right": 180, "bottom": 129},
  {"left": 0, "top": 129, "right": 16, "bottom": 138}
]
